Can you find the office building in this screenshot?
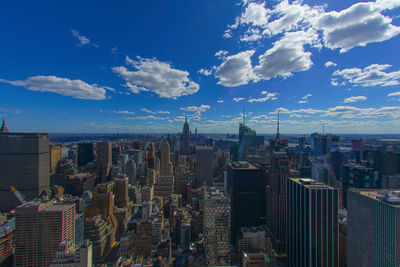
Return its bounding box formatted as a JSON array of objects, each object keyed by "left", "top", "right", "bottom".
[
  {"left": 15, "top": 201, "right": 76, "bottom": 267},
  {"left": 124, "top": 159, "right": 136, "bottom": 185},
  {"left": 195, "top": 146, "right": 214, "bottom": 186},
  {"left": 0, "top": 214, "right": 14, "bottom": 265},
  {"left": 96, "top": 142, "right": 112, "bottom": 183},
  {"left": 114, "top": 175, "right": 130, "bottom": 207},
  {"left": 203, "top": 186, "right": 231, "bottom": 266},
  {"left": 238, "top": 123, "right": 257, "bottom": 161},
  {"left": 347, "top": 189, "right": 400, "bottom": 266},
  {"left": 50, "top": 145, "right": 61, "bottom": 174},
  {"left": 286, "top": 178, "right": 339, "bottom": 267},
  {"left": 266, "top": 151, "right": 290, "bottom": 255},
  {"left": 160, "top": 139, "right": 173, "bottom": 177},
  {"left": 0, "top": 132, "right": 50, "bottom": 211},
  {"left": 154, "top": 176, "right": 174, "bottom": 200},
  {"left": 228, "top": 161, "right": 263, "bottom": 242},
  {"left": 342, "top": 164, "right": 380, "bottom": 207},
  {"left": 181, "top": 117, "right": 190, "bottom": 155},
  {"left": 84, "top": 215, "right": 114, "bottom": 263},
  {"left": 77, "top": 143, "right": 95, "bottom": 167},
  {"left": 50, "top": 240, "right": 92, "bottom": 267}
]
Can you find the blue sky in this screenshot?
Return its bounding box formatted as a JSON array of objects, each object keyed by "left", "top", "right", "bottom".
[{"left": 1, "top": 0, "right": 400, "bottom": 134}]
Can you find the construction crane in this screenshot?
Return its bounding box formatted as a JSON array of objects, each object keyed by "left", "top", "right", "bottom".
[{"left": 10, "top": 186, "right": 26, "bottom": 205}]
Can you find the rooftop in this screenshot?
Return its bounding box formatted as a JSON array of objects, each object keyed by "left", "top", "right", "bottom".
[
  {"left": 356, "top": 189, "right": 400, "bottom": 207},
  {"left": 290, "top": 178, "right": 334, "bottom": 190},
  {"left": 230, "top": 161, "right": 258, "bottom": 169}
]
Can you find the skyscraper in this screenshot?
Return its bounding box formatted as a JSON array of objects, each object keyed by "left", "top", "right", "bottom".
[
  {"left": 124, "top": 159, "right": 136, "bottom": 184},
  {"left": 0, "top": 132, "right": 50, "bottom": 211},
  {"left": 0, "top": 114, "right": 9, "bottom": 133},
  {"left": 160, "top": 139, "right": 173, "bottom": 177},
  {"left": 286, "top": 178, "right": 339, "bottom": 267},
  {"left": 181, "top": 117, "right": 190, "bottom": 155},
  {"left": 266, "top": 151, "right": 290, "bottom": 256},
  {"left": 15, "top": 201, "right": 76, "bottom": 267},
  {"left": 238, "top": 123, "right": 257, "bottom": 161},
  {"left": 96, "top": 142, "right": 112, "bottom": 183},
  {"left": 227, "top": 161, "right": 263, "bottom": 242},
  {"left": 347, "top": 189, "right": 400, "bottom": 266},
  {"left": 203, "top": 186, "right": 231, "bottom": 266},
  {"left": 78, "top": 143, "right": 95, "bottom": 167},
  {"left": 195, "top": 146, "right": 214, "bottom": 187},
  {"left": 50, "top": 145, "right": 61, "bottom": 174}
]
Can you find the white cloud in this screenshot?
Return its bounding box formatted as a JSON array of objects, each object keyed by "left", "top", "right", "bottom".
[
  {"left": 180, "top": 104, "right": 210, "bottom": 117},
  {"left": 125, "top": 115, "right": 165, "bottom": 120},
  {"left": 313, "top": 2, "right": 400, "bottom": 52},
  {"left": 298, "top": 100, "right": 308, "bottom": 104},
  {"left": 248, "top": 92, "right": 278, "bottom": 103},
  {"left": 214, "top": 50, "right": 255, "bottom": 87},
  {"left": 215, "top": 50, "right": 229, "bottom": 59},
  {"left": 233, "top": 97, "right": 245, "bottom": 102},
  {"left": 302, "top": 93, "right": 312, "bottom": 99},
  {"left": 240, "top": 28, "right": 262, "bottom": 42},
  {"left": 198, "top": 68, "right": 212, "bottom": 76},
  {"left": 239, "top": 2, "right": 269, "bottom": 26},
  {"left": 333, "top": 64, "right": 400, "bottom": 87},
  {"left": 253, "top": 29, "right": 318, "bottom": 81},
  {"left": 325, "top": 61, "right": 337, "bottom": 67},
  {"left": 0, "top": 75, "right": 110, "bottom": 100},
  {"left": 71, "top": 29, "right": 98, "bottom": 47},
  {"left": 388, "top": 91, "right": 400, "bottom": 97},
  {"left": 217, "top": 99, "right": 224, "bottom": 103},
  {"left": 344, "top": 96, "right": 367, "bottom": 103},
  {"left": 112, "top": 56, "right": 199, "bottom": 99},
  {"left": 141, "top": 108, "right": 170, "bottom": 114},
  {"left": 116, "top": 110, "right": 135, "bottom": 114}
]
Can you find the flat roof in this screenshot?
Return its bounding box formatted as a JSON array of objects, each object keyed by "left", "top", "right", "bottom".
[{"left": 290, "top": 178, "right": 334, "bottom": 190}]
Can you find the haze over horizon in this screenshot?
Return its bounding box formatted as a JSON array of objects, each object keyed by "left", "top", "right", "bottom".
[{"left": 1, "top": 0, "right": 400, "bottom": 134}]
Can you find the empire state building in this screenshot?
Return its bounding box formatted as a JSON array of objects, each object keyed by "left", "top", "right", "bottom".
[{"left": 181, "top": 117, "right": 190, "bottom": 155}]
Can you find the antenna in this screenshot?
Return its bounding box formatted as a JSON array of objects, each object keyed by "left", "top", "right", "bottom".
[
  {"left": 276, "top": 110, "right": 280, "bottom": 140},
  {"left": 322, "top": 121, "right": 325, "bottom": 135},
  {"left": 243, "top": 102, "right": 245, "bottom": 125}
]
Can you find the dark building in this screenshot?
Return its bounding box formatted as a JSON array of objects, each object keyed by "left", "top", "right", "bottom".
[
  {"left": 0, "top": 131, "right": 50, "bottom": 212},
  {"left": 330, "top": 150, "right": 343, "bottom": 181},
  {"left": 342, "top": 164, "right": 380, "bottom": 207},
  {"left": 64, "top": 173, "right": 96, "bottom": 196},
  {"left": 181, "top": 117, "right": 190, "bottom": 155},
  {"left": 286, "top": 178, "right": 339, "bottom": 267},
  {"left": 227, "top": 161, "right": 262, "bottom": 243},
  {"left": 238, "top": 123, "right": 257, "bottom": 161},
  {"left": 266, "top": 151, "right": 289, "bottom": 256},
  {"left": 77, "top": 143, "right": 95, "bottom": 167}
]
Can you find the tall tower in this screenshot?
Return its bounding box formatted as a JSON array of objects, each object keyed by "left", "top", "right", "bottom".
[
  {"left": 276, "top": 110, "right": 280, "bottom": 140},
  {"left": 195, "top": 146, "right": 214, "bottom": 187},
  {"left": 0, "top": 114, "right": 9, "bottom": 133},
  {"left": 160, "top": 139, "right": 173, "bottom": 176},
  {"left": 286, "top": 178, "right": 338, "bottom": 267},
  {"left": 181, "top": 117, "right": 190, "bottom": 155},
  {"left": 96, "top": 142, "right": 112, "bottom": 183}
]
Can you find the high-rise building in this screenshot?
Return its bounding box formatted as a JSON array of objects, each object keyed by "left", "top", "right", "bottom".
[
  {"left": 147, "top": 143, "right": 156, "bottom": 169},
  {"left": 0, "top": 132, "right": 50, "bottom": 211},
  {"left": 77, "top": 143, "right": 94, "bottom": 167},
  {"left": 286, "top": 178, "right": 339, "bottom": 267},
  {"left": 50, "top": 145, "right": 61, "bottom": 174},
  {"left": 160, "top": 139, "right": 173, "bottom": 177},
  {"left": 154, "top": 176, "right": 174, "bottom": 200},
  {"left": 50, "top": 240, "right": 93, "bottom": 267},
  {"left": 203, "top": 186, "right": 231, "bottom": 266},
  {"left": 347, "top": 189, "right": 400, "bottom": 266},
  {"left": 0, "top": 214, "right": 14, "bottom": 265},
  {"left": 114, "top": 175, "right": 130, "bottom": 207},
  {"left": 84, "top": 215, "right": 114, "bottom": 263},
  {"left": 238, "top": 123, "right": 257, "bottom": 161},
  {"left": 15, "top": 201, "right": 76, "bottom": 267},
  {"left": 124, "top": 159, "right": 136, "bottom": 184},
  {"left": 96, "top": 142, "right": 112, "bottom": 183},
  {"left": 195, "top": 146, "right": 214, "bottom": 187},
  {"left": 266, "top": 151, "right": 290, "bottom": 256},
  {"left": 342, "top": 164, "right": 380, "bottom": 207},
  {"left": 227, "top": 161, "right": 263, "bottom": 243},
  {"left": 0, "top": 115, "right": 9, "bottom": 133},
  {"left": 181, "top": 117, "right": 190, "bottom": 155}
]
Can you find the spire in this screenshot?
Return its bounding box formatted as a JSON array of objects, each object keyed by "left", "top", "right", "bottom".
[
  {"left": 322, "top": 121, "right": 325, "bottom": 135},
  {"left": 185, "top": 115, "right": 187, "bottom": 124},
  {"left": 1, "top": 113, "right": 9, "bottom": 133},
  {"left": 243, "top": 102, "right": 246, "bottom": 125},
  {"left": 276, "top": 110, "right": 280, "bottom": 140}
]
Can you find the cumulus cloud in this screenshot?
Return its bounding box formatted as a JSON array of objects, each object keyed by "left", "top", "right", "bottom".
[
  {"left": 125, "top": 115, "right": 165, "bottom": 120},
  {"left": 313, "top": 2, "right": 400, "bottom": 52},
  {"left": 333, "top": 64, "right": 400, "bottom": 87},
  {"left": 0, "top": 75, "right": 110, "bottom": 100},
  {"left": 198, "top": 68, "right": 212, "bottom": 76},
  {"left": 344, "top": 96, "right": 367, "bottom": 103},
  {"left": 253, "top": 29, "right": 319, "bottom": 81},
  {"left": 214, "top": 50, "right": 255, "bottom": 87},
  {"left": 248, "top": 92, "right": 278, "bottom": 103},
  {"left": 141, "top": 108, "right": 170, "bottom": 114},
  {"left": 233, "top": 97, "right": 245, "bottom": 102},
  {"left": 217, "top": 99, "right": 224, "bottom": 103},
  {"left": 215, "top": 50, "right": 229, "bottom": 59},
  {"left": 325, "top": 61, "right": 337, "bottom": 67},
  {"left": 71, "top": 29, "right": 98, "bottom": 47},
  {"left": 239, "top": 2, "right": 269, "bottom": 26},
  {"left": 180, "top": 104, "right": 210, "bottom": 117},
  {"left": 116, "top": 110, "right": 135, "bottom": 114},
  {"left": 112, "top": 56, "right": 199, "bottom": 99}
]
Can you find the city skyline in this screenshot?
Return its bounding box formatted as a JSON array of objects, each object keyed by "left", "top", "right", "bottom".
[{"left": 0, "top": 0, "right": 400, "bottom": 134}]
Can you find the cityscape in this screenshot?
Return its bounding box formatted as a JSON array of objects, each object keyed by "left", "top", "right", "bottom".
[{"left": 1, "top": 0, "right": 400, "bottom": 266}]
